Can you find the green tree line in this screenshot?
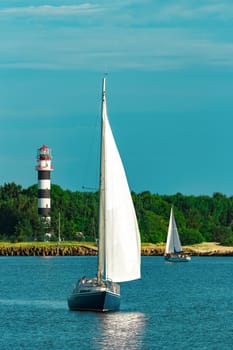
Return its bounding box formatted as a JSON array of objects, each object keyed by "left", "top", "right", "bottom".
[{"left": 0, "top": 182, "right": 233, "bottom": 245}]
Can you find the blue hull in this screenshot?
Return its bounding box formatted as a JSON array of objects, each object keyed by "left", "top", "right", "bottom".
[{"left": 68, "top": 290, "right": 120, "bottom": 312}]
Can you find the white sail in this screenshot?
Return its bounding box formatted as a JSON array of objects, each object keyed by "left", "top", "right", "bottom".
[
  {"left": 99, "top": 77, "right": 141, "bottom": 283},
  {"left": 165, "top": 207, "right": 182, "bottom": 254}
]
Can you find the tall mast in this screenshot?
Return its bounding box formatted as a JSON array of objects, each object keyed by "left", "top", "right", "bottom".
[{"left": 97, "top": 77, "right": 106, "bottom": 284}]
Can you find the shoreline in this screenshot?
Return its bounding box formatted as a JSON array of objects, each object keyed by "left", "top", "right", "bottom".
[{"left": 0, "top": 242, "right": 232, "bottom": 256}]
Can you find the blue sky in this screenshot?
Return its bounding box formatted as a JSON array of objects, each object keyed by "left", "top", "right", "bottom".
[{"left": 0, "top": 1, "right": 233, "bottom": 195}]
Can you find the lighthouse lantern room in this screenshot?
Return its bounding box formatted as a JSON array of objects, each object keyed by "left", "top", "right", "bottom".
[{"left": 35, "top": 144, "right": 54, "bottom": 221}]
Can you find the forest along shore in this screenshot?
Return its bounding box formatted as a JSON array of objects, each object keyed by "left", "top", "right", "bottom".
[{"left": 0, "top": 242, "right": 233, "bottom": 256}]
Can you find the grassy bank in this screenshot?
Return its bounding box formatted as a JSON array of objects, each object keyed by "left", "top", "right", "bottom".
[
  {"left": 142, "top": 242, "right": 233, "bottom": 255},
  {"left": 0, "top": 241, "right": 232, "bottom": 256},
  {"left": 0, "top": 241, "right": 97, "bottom": 248},
  {"left": 0, "top": 241, "right": 98, "bottom": 256}
]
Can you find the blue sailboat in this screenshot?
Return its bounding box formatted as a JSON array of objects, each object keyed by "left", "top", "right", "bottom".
[{"left": 67, "top": 77, "right": 141, "bottom": 311}]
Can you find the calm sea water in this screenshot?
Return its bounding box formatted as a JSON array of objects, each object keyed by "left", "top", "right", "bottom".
[{"left": 0, "top": 256, "right": 232, "bottom": 349}]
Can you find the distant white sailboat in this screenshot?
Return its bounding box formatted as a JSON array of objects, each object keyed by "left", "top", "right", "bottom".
[
  {"left": 67, "top": 77, "right": 141, "bottom": 311},
  {"left": 164, "top": 207, "right": 191, "bottom": 262}
]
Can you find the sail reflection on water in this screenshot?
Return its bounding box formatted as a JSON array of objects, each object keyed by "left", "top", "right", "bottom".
[{"left": 95, "top": 312, "right": 146, "bottom": 349}]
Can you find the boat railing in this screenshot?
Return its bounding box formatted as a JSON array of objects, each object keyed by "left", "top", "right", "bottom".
[
  {"left": 105, "top": 279, "right": 120, "bottom": 294},
  {"left": 73, "top": 276, "right": 120, "bottom": 294}
]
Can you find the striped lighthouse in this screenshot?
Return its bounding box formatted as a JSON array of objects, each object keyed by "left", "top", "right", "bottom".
[{"left": 35, "top": 144, "right": 53, "bottom": 222}]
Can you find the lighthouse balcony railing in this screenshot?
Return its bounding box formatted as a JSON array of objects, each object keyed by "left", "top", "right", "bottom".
[{"left": 35, "top": 165, "right": 54, "bottom": 170}]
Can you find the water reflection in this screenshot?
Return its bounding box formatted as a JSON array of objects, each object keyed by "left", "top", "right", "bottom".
[{"left": 95, "top": 311, "right": 146, "bottom": 349}]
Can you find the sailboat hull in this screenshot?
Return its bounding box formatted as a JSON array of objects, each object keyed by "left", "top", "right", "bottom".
[
  {"left": 164, "top": 255, "right": 191, "bottom": 262},
  {"left": 68, "top": 290, "right": 120, "bottom": 312},
  {"left": 67, "top": 277, "right": 120, "bottom": 312}
]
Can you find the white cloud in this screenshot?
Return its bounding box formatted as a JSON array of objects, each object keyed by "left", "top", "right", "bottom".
[
  {"left": 0, "top": 4, "right": 101, "bottom": 16},
  {"left": 0, "top": 1, "right": 233, "bottom": 71},
  {"left": 150, "top": 1, "right": 233, "bottom": 22},
  {"left": 0, "top": 26, "right": 233, "bottom": 71},
  {"left": 0, "top": 1, "right": 233, "bottom": 25}
]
